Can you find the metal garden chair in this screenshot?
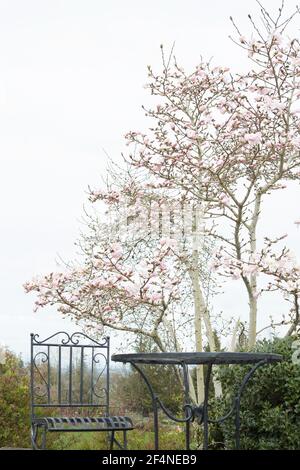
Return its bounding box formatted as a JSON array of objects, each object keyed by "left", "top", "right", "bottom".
[{"left": 30, "top": 332, "right": 134, "bottom": 449}]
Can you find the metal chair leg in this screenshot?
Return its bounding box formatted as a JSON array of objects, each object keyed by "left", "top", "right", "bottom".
[
  {"left": 41, "top": 426, "right": 47, "bottom": 450},
  {"left": 31, "top": 424, "right": 47, "bottom": 450},
  {"left": 31, "top": 424, "right": 38, "bottom": 450},
  {"left": 110, "top": 431, "right": 115, "bottom": 450},
  {"left": 123, "top": 430, "right": 127, "bottom": 449}
]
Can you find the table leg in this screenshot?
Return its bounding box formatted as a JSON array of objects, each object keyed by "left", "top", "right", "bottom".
[
  {"left": 234, "top": 359, "right": 267, "bottom": 449},
  {"left": 130, "top": 362, "right": 160, "bottom": 450},
  {"left": 206, "top": 359, "right": 269, "bottom": 450},
  {"left": 203, "top": 363, "right": 212, "bottom": 450},
  {"left": 182, "top": 364, "right": 190, "bottom": 450}
]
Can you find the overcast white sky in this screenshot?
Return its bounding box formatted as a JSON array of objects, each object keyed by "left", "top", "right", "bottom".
[{"left": 1, "top": 0, "right": 300, "bottom": 360}]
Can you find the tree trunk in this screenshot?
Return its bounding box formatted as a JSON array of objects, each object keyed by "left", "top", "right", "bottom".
[
  {"left": 162, "top": 317, "right": 198, "bottom": 404},
  {"left": 189, "top": 251, "right": 223, "bottom": 401},
  {"left": 247, "top": 193, "right": 261, "bottom": 348},
  {"left": 188, "top": 205, "right": 222, "bottom": 400},
  {"left": 248, "top": 290, "right": 257, "bottom": 348},
  {"left": 190, "top": 265, "right": 205, "bottom": 404}
]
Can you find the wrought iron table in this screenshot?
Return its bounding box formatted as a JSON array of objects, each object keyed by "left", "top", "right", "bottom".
[{"left": 111, "top": 352, "right": 282, "bottom": 450}]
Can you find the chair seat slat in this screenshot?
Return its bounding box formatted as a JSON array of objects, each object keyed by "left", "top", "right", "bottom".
[{"left": 32, "top": 415, "right": 133, "bottom": 431}]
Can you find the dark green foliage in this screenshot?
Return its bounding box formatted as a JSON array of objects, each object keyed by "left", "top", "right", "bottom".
[
  {"left": 209, "top": 336, "right": 300, "bottom": 450},
  {"left": 0, "top": 350, "right": 31, "bottom": 448}
]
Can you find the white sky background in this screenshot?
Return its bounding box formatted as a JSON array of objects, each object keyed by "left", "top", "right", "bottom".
[{"left": 0, "top": 0, "right": 300, "bottom": 360}]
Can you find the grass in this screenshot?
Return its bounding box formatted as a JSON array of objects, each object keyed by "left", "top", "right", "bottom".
[
  {"left": 48, "top": 417, "right": 186, "bottom": 450},
  {"left": 49, "top": 429, "right": 185, "bottom": 450}
]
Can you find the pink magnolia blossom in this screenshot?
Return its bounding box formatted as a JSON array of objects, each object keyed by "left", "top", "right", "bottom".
[
  {"left": 219, "top": 193, "right": 230, "bottom": 205},
  {"left": 159, "top": 238, "right": 177, "bottom": 249},
  {"left": 110, "top": 242, "right": 123, "bottom": 260},
  {"left": 147, "top": 292, "right": 163, "bottom": 303},
  {"left": 242, "top": 263, "right": 260, "bottom": 276},
  {"left": 243, "top": 132, "right": 262, "bottom": 145}
]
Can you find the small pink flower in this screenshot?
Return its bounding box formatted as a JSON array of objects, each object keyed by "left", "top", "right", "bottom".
[
  {"left": 148, "top": 292, "right": 162, "bottom": 303},
  {"left": 110, "top": 243, "right": 123, "bottom": 259},
  {"left": 219, "top": 193, "right": 230, "bottom": 205},
  {"left": 160, "top": 238, "right": 177, "bottom": 249},
  {"left": 244, "top": 132, "right": 262, "bottom": 145}
]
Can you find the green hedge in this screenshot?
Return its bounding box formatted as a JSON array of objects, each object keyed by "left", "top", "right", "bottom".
[
  {"left": 209, "top": 336, "right": 300, "bottom": 450},
  {"left": 0, "top": 351, "right": 30, "bottom": 448}
]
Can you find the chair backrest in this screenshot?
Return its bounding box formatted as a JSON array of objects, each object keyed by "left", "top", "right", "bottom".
[{"left": 30, "top": 332, "right": 110, "bottom": 418}]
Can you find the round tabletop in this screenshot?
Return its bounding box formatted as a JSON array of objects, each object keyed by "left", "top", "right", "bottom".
[{"left": 111, "top": 352, "right": 282, "bottom": 365}]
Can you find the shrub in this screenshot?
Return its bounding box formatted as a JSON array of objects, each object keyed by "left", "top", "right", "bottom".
[
  {"left": 209, "top": 336, "right": 300, "bottom": 450},
  {"left": 0, "top": 350, "right": 30, "bottom": 448}
]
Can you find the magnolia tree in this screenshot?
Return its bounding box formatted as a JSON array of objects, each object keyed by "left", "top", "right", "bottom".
[
  {"left": 126, "top": 3, "right": 300, "bottom": 346},
  {"left": 89, "top": 167, "right": 221, "bottom": 400},
  {"left": 25, "top": 3, "right": 300, "bottom": 405},
  {"left": 25, "top": 162, "right": 222, "bottom": 403}
]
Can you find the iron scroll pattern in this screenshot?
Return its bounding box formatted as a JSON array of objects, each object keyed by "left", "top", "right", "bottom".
[
  {"left": 32, "top": 351, "right": 50, "bottom": 400},
  {"left": 31, "top": 332, "right": 109, "bottom": 407},
  {"left": 31, "top": 331, "right": 109, "bottom": 347},
  {"left": 91, "top": 352, "right": 108, "bottom": 401}
]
